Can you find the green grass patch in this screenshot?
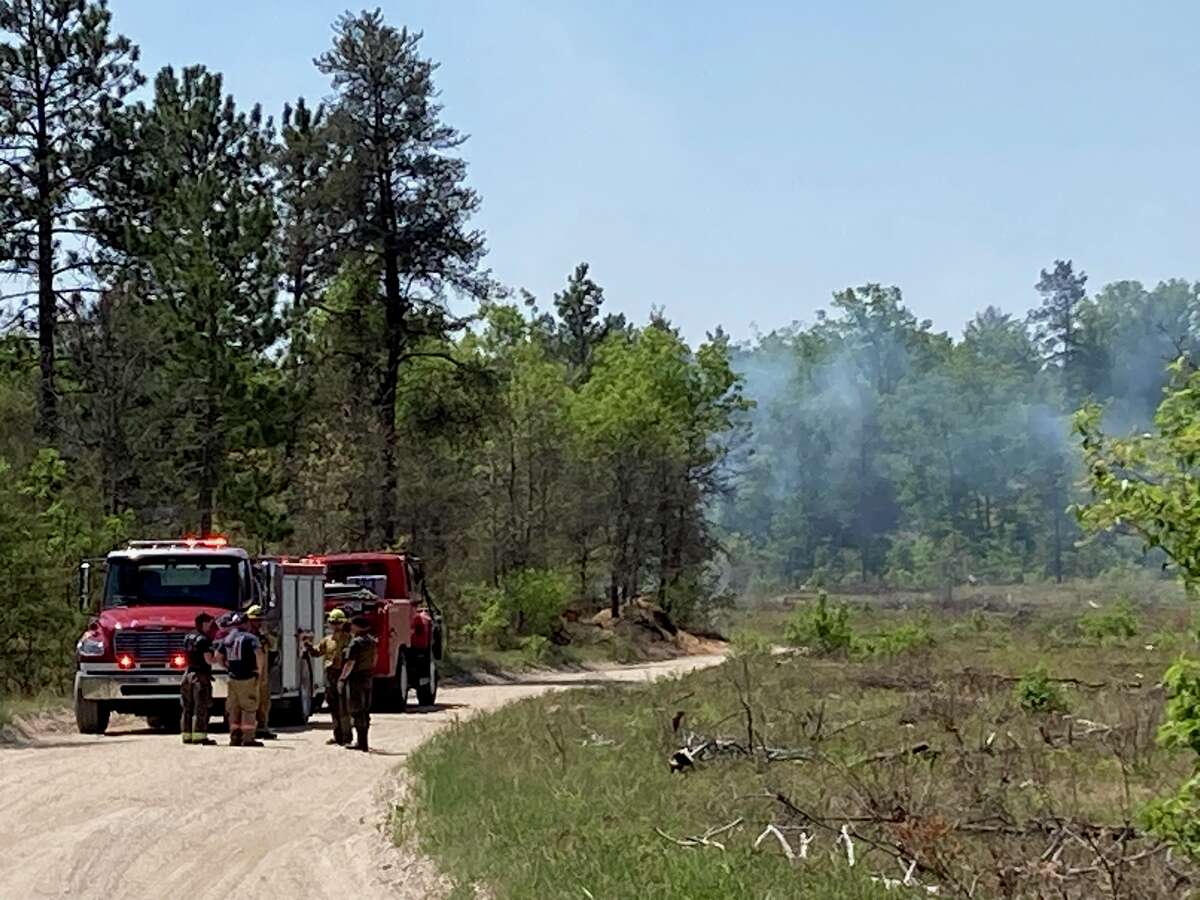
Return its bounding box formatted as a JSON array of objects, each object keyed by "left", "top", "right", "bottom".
[{"left": 407, "top": 600, "right": 1200, "bottom": 898}]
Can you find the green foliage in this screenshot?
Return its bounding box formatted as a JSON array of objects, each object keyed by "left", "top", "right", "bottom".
[
  {"left": 1158, "top": 657, "right": 1200, "bottom": 756},
  {"left": 504, "top": 569, "right": 571, "bottom": 638},
  {"left": 1078, "top": 598, "right": 1139, "bottom": 642},
  {"left": 728, "top": 630, "right": 773, "bottom": 657},
  {"left": 784, "top": 592, "right": 853, "bottom": 655},
  {"left": 519, "top": 635, "right": 552, "bottom": 666},
  {"left": 861, "top": 618, "right": 936, "bottom": 657},
  {"left": 461, "top": 569, "right": 571, "bottom": 650},
  {"left": 1015, "top": 665, "right": 1068, "bottom": 713},
  {"left": 0, "top": 449, "right": 130, "bottom": 695},
  {"left": 1142, "top": 774, "right": 1200, "bottom": 861}
]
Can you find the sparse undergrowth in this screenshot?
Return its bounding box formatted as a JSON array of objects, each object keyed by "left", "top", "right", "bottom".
[{"left": 405, "top": 601, "right": 1199, "bottom": 899}]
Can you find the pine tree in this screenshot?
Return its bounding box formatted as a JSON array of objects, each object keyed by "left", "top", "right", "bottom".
[
  {"left": 0, "top": 0, "right": 142, "bottom": 439},
  {"left": 1030, "top": 259, "right": 1089, "bottom": 401},
  {"left": 552, "top": 262, "right": 625, "bottom": 379},
  {"left": 88, "top": 66, "right": 281, "bottom": 534},
  {"left": 317, "top": 10, "right": 489, "bottom": 546}
]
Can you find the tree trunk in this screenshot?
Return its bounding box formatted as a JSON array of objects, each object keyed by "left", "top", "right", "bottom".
[
  {"left": 377, "top": 165, "right": 404, "bottom": 547},
  {"left": 35, "top": 107, "right": 57, "bottom": 440}
]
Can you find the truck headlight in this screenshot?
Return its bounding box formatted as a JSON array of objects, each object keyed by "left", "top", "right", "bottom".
[{"left": 78, "top": 636, "right": 106, "bottom": 657}]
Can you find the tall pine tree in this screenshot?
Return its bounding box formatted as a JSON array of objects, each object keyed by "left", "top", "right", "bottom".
[
  {"left": 0, "top": 0, "right": 141, "bottom": 439},
  {"left": 317, "top": 9, "right": 489, "bottom": 545}
]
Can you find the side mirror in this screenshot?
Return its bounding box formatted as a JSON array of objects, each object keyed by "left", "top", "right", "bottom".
[{"left": 77, "top": 562, "right": 91, "bottom": 611}]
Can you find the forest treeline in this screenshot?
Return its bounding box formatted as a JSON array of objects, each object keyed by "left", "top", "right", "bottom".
[
  {"left": 2, "top": 4, "right": 1196, "bottom": 695},
  {"left": 720, "top": 271, "right": 1200, "bottom": 593},
  {"left": 0, "top": 3, "right": 747, "bottom": 692}
]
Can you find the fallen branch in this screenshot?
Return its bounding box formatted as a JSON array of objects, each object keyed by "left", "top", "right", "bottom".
[{"left": 654, "top": 817, "right": 744, "bottom": 851}]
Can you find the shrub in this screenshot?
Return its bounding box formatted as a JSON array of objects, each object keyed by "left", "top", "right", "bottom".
[
  {"left": 504, "top": 568, "right": 571, "bottom": 638},
  {"left": 1145, "top": 658, "right": 1200, "bottom": 859},
  {"left": 729, "top": 630, "right": 773, "bottom": 658},
  {"left": 520, "top": 635, "right": 551, "bottom": 665},
  {"left": 470, "top": 598, "right": 511, "bottom": 649},
  {"left": 1079, "top": 598, "right": 1139, "bottom": 642},
  {"left": 459, "top": 568, "right": 572, "bottom": 649},
  {"left": 864, "top": 620, "right": 935, "bottom": 657},
  {"left": 1015, "top": 665, "right": 1068, "bottom": 713},
  {"left": 784, "top": 591, "right": 853, "bottom": 656}
]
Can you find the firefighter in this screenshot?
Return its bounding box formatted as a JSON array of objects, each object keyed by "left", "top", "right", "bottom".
[
  {"left": 244, "top": 605, "right": 278, "bottom": 741},
  {"left": 339, "top": 615, "right": 378, "bottom": 752},
  {"left": 180, "top": 612, "right": 218, "bottom": 745},
  {"left": 303, "top": 608, "right": 353, "bottom": 745},
  {"left": 216, "top": 613, "right": 263, "bottom": 747}
]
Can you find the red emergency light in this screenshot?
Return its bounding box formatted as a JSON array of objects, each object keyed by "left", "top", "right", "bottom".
[
  {"left": 170, "top": 653, "right": 187, "bottom": 669},
  {"left": 117, "top": 654, "right": 134, "bottom": 670}
]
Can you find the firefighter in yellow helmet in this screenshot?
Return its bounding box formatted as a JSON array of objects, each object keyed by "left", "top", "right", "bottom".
[
  {"left": 244, "top": 605, "right": 277, "bottom": 741},
  {"left": 303, "top": 608, "right": 353, "bottom": 745}
]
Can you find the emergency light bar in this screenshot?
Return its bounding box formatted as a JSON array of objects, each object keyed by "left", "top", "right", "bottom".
[{"left": 127, "top": 535, "right": 230, "bottom": 550}]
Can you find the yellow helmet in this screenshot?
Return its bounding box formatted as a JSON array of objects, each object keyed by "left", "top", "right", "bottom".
[
  {"left": 245, "top": 604, "right": 264, "bottom": 620},
  {"left": 327, "top": 608, "right": 347, "bottom": 623}
]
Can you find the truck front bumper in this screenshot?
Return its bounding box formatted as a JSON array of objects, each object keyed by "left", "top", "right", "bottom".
[{"left": 75, "top": 665, "right": 229, "bottom": 702}]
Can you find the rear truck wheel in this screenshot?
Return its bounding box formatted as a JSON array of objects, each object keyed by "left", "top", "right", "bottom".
[
  {"left": 415, "top": 650, "right": 438, "bottom": 707},
  {"left": 394, "top": 648, "right": 409, "bottom": 712},
  {"left": 74, "top": 695, "right": 110, "bottom": 735}
]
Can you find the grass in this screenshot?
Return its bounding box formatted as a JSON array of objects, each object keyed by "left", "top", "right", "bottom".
[
  {"left": 404, "top": 584, "right": 1200, "bottom": 899},
  {"left": 0, "top": 691, "right": 67, "bottom": 731}
]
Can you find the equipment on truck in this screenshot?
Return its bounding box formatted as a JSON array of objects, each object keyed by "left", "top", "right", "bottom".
[
  {"left": 73, "top": 537, "right": 325, "bottom": 735},
  {"left": 316, "top": 552, "right": 444, "bottom": 711}
]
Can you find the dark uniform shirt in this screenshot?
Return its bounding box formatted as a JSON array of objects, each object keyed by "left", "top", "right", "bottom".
[
  {"left": 183, "top": 630, "right": 213, "bottom": 676},
  {"left": 221, "top": 629, "right": 260, "bottom": 681},
  {"left": 344, "top": 634, "right": 377, "bottom": 680}
]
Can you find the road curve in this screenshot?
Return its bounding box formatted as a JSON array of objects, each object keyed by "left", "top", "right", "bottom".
[{"left": 0, "top": 654, "right": 723, "bottom": 899}]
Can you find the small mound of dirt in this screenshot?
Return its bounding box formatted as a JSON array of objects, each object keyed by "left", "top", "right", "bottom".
[{"left": 576, "top": 598, "right": 726, "bottom": 659}]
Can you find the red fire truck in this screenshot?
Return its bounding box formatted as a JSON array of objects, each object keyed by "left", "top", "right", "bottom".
[
  {"left": 73, "top": 537, "right": 326, "bottom": 734},
  {"left": 316, "top": 552, "right": 443, "bottom": 711}
]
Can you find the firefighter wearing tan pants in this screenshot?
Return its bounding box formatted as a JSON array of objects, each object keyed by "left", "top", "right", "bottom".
[
  {"left": 245, "top": 606, "right": 277, "bottom": 741},
  {"left": 217, "top": 613, "right": 264, "bottom": 747}
]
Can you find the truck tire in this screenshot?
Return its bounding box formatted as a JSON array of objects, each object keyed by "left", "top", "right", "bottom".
[
  {"left": 146, "top": 714, "right": 180, "bottom": 733},
  {"left": 398, "top": 652, "right": 412, "bottom": 715},
  {"left": 75, "top": 696, "right": 110, "bottom": 735},
  {"left": 415, "top": 650, "right": 438, "bottom": 707}
]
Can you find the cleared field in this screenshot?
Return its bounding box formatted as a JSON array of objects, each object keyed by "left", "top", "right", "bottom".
[{"left": 404, "top": 590, "right": 1200, "bottom": 899}]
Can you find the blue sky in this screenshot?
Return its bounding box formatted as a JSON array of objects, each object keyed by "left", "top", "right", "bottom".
[{"left": 109, "top": 1, "right": 1200, "bottom": 344}]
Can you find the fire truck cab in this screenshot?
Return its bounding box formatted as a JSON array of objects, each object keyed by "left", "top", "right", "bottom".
[
  {"left": 317, "top": 552, "right": 443, "bottom": 711},
  {"left": 74, "top": 538, "right": 326, "bottom": 735}
]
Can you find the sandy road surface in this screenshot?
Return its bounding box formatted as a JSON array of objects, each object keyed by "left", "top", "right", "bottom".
[{"left": 0, "top": 654, "right": 722, "bottom": 899}]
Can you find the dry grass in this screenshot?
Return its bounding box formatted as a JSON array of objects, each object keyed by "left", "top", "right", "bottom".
[{"left": 406, "top": 586, "right": 1200, "bottom": 899}]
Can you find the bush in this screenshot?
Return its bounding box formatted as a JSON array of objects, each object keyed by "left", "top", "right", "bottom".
[
  {"left": 520, "top": 635, "right": 552, "bottom": 665},
  {"left": 504, "top": 568, "right": 571, "bottom": 638},
  {"left": 863, "top": 620, "right": 935, "bottom": 657},
  {"left": 459, "top": 568, "right": 572, "bottom": 649},
  {"left": 470, "top": 597, "right": 511, "bottom": 649},
  {"left": 1015, "top": 665, "right": 1068, "bottom": 713},
  {"left": 784, "top": 592, "right": 853, "bottom": 656},
  {"left": 1079, "top": 598, "right": 1139, "bottom": 642},
  {"left": 729, "top": 630, "right": 773, "bottom": 658}
]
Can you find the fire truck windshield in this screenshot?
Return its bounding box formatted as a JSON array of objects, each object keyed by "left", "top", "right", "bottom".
[{"left": 104, "top": 556, "right": 242, "bottom": 609}]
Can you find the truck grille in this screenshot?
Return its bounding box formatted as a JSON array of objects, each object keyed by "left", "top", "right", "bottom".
[{"left": 113, "top": 630, "right": 188, "bottom": 662}]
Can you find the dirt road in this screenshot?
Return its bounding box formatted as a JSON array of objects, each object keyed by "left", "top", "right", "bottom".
[{"left": 0, "top": 654, "right": 722, "bottom": 899}]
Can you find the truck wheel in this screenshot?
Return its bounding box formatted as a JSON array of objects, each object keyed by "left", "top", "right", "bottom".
[
  {"left": 395, "top": 648, "right": 409, "bottom": 712},
  {"left": 415, "top": 651, "right": 438, "bottom": 707},
  {"left": 75, "top": 696, "right": 110, "bottom": 735},
  {"left": 146, "top": 715, "right": 180, "bottom": 733}
]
